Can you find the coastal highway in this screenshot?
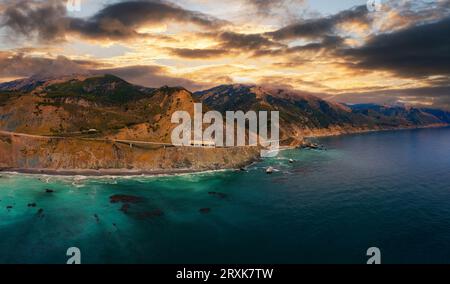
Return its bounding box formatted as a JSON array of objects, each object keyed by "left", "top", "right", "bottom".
[
  {"left": 0, "top": 130, "right": 285, "bottom": 148},
  {"left": 0, "top": 130, "right": 174, "bottom": 147}
]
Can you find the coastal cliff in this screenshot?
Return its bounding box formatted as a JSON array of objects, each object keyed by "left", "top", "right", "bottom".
[{"left": 0, "top": 132, "right": 259, "bottom": 174}]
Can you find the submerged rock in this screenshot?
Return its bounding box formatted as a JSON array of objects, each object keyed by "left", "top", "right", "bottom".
[
  {"left": 199, "top": 208, "right": 211, "bottom": 214},
  {"left": 110, "top": 194, "right": 144, "bottom": 204},
  {"left": 301, "top": 141, "right": 325, "bottom": 150},
  {"left": 37, "top": 208, "right": 44, "bottom": 217}
]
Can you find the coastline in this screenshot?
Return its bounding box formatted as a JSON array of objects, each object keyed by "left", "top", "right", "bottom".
[
  {"left": 1, "top": 124, "right": 448, "bottom": 177},
  {"left": 304, "top": 123, "right": 449, "bottom": 140},
  {"left": 0, "top": 167, "right": 228, "bottom": 177}
]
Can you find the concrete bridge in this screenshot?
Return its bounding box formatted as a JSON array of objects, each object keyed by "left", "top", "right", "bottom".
[{"left": 0, "top": 130, "right": 285, "bottom": 149}]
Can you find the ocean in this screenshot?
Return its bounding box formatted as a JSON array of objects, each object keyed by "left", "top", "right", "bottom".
[{"left": 0, "top": 127, "right": 449, "bottom": 264}]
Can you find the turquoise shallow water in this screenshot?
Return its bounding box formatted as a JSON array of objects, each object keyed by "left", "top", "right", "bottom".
[{"left": 0, "top": 127, "right": 449, "bottom": 264}]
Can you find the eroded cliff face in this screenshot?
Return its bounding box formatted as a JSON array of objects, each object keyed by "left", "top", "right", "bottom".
[
  {"left": 0, "top": 76, "right": 263, "bottom": 173},
  {"left": 0, "top": 133, "right": 259, "bottom": 172}
]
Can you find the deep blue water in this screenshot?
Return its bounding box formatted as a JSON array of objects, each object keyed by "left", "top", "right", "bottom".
[{"left": 0, "top": 127, "right": 449, "bottom": 264}]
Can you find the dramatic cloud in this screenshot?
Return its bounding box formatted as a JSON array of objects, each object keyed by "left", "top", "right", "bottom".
[
  {"left": 168, "top": 48, "right": 230, "bottom": 59},
  {"left": 253, "top": 35, "right": 344, "bottom": 57},
  {"left": 0, "top": 0, "right": 448, "bottom": 109},
  {"left": 1, "top": 0, "right": 68, "bottom": 41},
  {"left": 341, "top": 16, "right": 450, "bottom": 79},
  {"left": 1, "top": 0, "right": 226, "bottom": 41},
  {"left": 168, "top": 31, "right": 284, "bottom": 59},
  {"left": 268, "top": 5, "right": 370, "bottom": 40},
  {"left": 215, "top": 31, "right": 284, "bottom": 51},
  {"left": 69, "top": 0, "right": 226, "bottom": 40}
]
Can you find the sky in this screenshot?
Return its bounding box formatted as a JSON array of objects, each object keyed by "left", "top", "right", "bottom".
[{"left": 0, "top": 0, "right": 449, "bottom": 109}]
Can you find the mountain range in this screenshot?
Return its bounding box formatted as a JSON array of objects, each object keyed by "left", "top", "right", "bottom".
[
  {"left": 195, "top": 84, "right": 449, "bottom": 140},
  {"left": 0, "top": 74, "right": 448, "bottom": 173}
]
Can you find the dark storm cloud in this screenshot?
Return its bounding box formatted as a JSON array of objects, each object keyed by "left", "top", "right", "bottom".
[
  {"left": 1, "top": 0, "right": 226, "bottom": 41},
  {"left": 216, "top": 31, "right": 284, "bottom": 51},
  {"left": 268, "top": 5, "right": 370, "bottom": 40},
  {"left": 341, "top": 16, "right": 450, "bottom": 78},
  {"left": 68, "top": 0, "right": 226, "bottom": 40},
  {"left": 1, "top": 0, "right": 68, "bottom": 41},
  {"left": 252, "top": 35, "right": 344, "bottom": 57}
]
